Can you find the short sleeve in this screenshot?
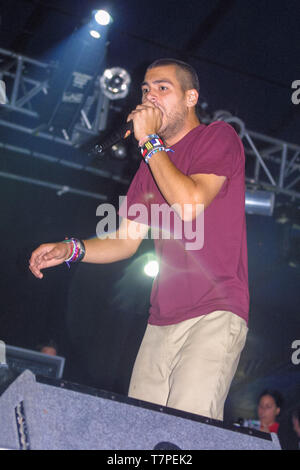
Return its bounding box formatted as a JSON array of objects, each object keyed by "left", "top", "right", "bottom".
[
  {"left": 187, "top": 121, "right": 243, "bottom": 179},
  {"left": 118, "top": 161, "right": 151, "bottom": 225}
]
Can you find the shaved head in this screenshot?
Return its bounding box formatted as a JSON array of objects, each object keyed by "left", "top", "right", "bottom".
[{"left": 147, "top": 58, "right": 199, "bottom": 93}]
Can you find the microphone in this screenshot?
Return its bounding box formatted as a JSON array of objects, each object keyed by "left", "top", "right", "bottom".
[{"left": 90, "top": 120, "right": 133, "bottom": 155}]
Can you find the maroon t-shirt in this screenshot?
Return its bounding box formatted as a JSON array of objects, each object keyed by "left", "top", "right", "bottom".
[{"left": 119, "top": 121, "right": 249, "bottom": 325}]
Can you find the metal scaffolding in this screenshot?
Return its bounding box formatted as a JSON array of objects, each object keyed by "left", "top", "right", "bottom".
[
  {"left": 243, "top": 129, "right": 300, "bottom": 201},
  {"left": 207, "top": 111, "right": 300, "bottom": 202},
  {"left": 0, "top": 47, "right": 109, "bottom": 145},
  {"left": 0, "top": 48, "right": 300, "bottom": 202}
]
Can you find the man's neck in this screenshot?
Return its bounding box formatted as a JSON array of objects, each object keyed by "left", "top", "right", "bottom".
[{"left": 165, "top": 116, "right": 201, "bottom": 147}]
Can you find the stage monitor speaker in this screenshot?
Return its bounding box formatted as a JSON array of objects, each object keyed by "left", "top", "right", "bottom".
[
  {"left": 5, "top": 344, "right": 65, "bottom": 379},
  {"left": 0, "top": 370, "right": 281, "bottom": 450}
]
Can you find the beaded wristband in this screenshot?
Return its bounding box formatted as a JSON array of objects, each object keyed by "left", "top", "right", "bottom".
[
  {"left": 140, "top": 134, "right": 175, "bottom": 164},
  {"left": 145, "top": 146, "right": 175, "bottom": 164},
  {"left": 138, "top": 133, "right": 162, "bottom": 147},
  {"left": 144, "top": 146, "right": 165, "bottom": 164},
  {"left": 140, "top": 134, "right": 165, "bottom": 159},
  {"left": 64, "top": 238, "right": 75, "bottom": 261},
  {"left": 63, "top": 238, "right": 86, "bottom": 268}
]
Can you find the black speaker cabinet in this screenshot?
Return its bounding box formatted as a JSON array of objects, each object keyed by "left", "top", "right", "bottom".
[{"left": 0, "top": 370, "right": 281, "bottom": 450}]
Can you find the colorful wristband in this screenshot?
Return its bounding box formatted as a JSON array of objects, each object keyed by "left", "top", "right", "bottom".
[
  {"left": 63, "top": 238, "right": 86, "bottom": 267},
  {"left": 144, "top": 146, "right": 165, "bottom": 164},
  {"left": 139, "top": 134, "right": 175, "bottom": 164},
  {"left": 140, "top": 135, "right": 165, "bottom": 159},
  {"left": 138, "top": 134, "right": 161, "bottom": 148}
]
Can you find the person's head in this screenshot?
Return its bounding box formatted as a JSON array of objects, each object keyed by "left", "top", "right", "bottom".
[
  {"left": 141, "top": 58, "right": 200, "bottom": 142},
  {"left": 257, "top": 390, "right": 283, "bottom": 427},
  {"left": 41, "top": 346, "right": 57, "bottom": 356},
  {"left": 39, "top": 339, "right": 58, "bottom": 356},
  {"left": 146, "top": 59, "right": 200, "bottom": 94},
  {"left": 292, "top": 408, "right": 300, "bottom": 438}
]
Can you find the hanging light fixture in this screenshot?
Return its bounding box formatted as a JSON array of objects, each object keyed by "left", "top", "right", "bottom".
[
  {"left": 245, "top": 189, "right": 275, "bottom": 216},
  {"left": 99, "top": 67, "right": 131, "bottom": 100}
]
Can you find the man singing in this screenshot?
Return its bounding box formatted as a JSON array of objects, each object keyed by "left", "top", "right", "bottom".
[{"left": 29, "top": 58, "right": 249, "bottom": 420}]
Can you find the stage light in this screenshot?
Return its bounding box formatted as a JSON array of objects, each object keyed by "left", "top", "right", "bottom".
[
  {"left": 213, "top": 110, "right": 245, "bottom": 138},
  {"left": 89, "top": 30, "right": 101, "bottom": 39},
  {"left": 111, "top": 143, "right": 127, "bottom": 159},
  {"left": 100, "top": 67, "right": 131, "bottom": 100},
  {"left": 94, "top": 10, "right": 111, "bottom": 26},
  {"left": 144, "top": 260, "right": 159, "bottom": 278},
  {"left": 245, "top": 189, "right": 275, "bottom": 216}
]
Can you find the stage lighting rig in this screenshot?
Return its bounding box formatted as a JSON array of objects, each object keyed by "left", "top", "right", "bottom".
[{"left": 100, "top": 67, "right": 131, "bottom": 100}]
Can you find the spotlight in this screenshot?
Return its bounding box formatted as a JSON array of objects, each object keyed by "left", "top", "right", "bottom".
[
  {"left": 111, "top": 143, "right": 127, "bottom": 159},
  {"left": 94, "top": 10, "right": 112, "bottom": 26},
  {"left": 100, "top": 67, "right": 131, "bottom": 100},
  {"left": 245, "top": 189, "right": 275, "bottom": 216},
  {"left": 144, "top": 260, "right": 159, "bottom": 278},
  {"left": 89, "top": 30, "right": 101, "bottom": 39}
]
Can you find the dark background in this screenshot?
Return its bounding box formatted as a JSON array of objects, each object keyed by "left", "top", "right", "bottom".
[{"left": 0, "top": 0, "right": 300, "bottom": 449}]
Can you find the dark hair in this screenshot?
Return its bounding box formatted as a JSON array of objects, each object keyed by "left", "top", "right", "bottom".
[
  {"left": 258, "top": 389, "right": 284, "bottom": 409},
  {"left": 147, "top": 58, "right": 200, "bottom": 92}
]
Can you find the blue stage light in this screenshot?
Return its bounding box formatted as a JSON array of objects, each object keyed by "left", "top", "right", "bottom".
[
  {"left": 94, "top": 10, "right": 111, "bottom": 26},
  {"left": 89, "top": 30, "right": 101, "bottom": 39}
]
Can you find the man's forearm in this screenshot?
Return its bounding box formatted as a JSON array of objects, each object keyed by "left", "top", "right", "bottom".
[
  {"left": 82, "top": 218, "right": 149, "bottom": 264},
  {"left": 148, "top": 151, "right": 202, "bottom": 216},
  {"left": 82, "top": 236, "right": 136, "bottom": 264}
]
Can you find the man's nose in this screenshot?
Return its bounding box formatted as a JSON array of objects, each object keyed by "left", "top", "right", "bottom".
[{"left": 145, "top": 90, "right": 157, "bottom": 104}]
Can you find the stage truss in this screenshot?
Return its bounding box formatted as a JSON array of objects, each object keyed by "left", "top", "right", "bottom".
[{"left": 0, "top": 48, "right": 300, "bottom": 203}]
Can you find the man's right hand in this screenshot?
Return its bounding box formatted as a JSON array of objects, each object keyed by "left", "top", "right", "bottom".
[{"left": 29, "top": 242, "right": 71, "bottom": 279}]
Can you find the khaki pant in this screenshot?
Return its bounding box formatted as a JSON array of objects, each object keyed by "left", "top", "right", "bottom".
[{"left": 128, "top": 310, "right": 248, "bottom": 420}]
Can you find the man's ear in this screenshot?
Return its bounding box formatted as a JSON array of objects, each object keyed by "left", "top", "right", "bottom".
[{"left": 186, "top": 89, "right": 198, "bottom": 107}]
